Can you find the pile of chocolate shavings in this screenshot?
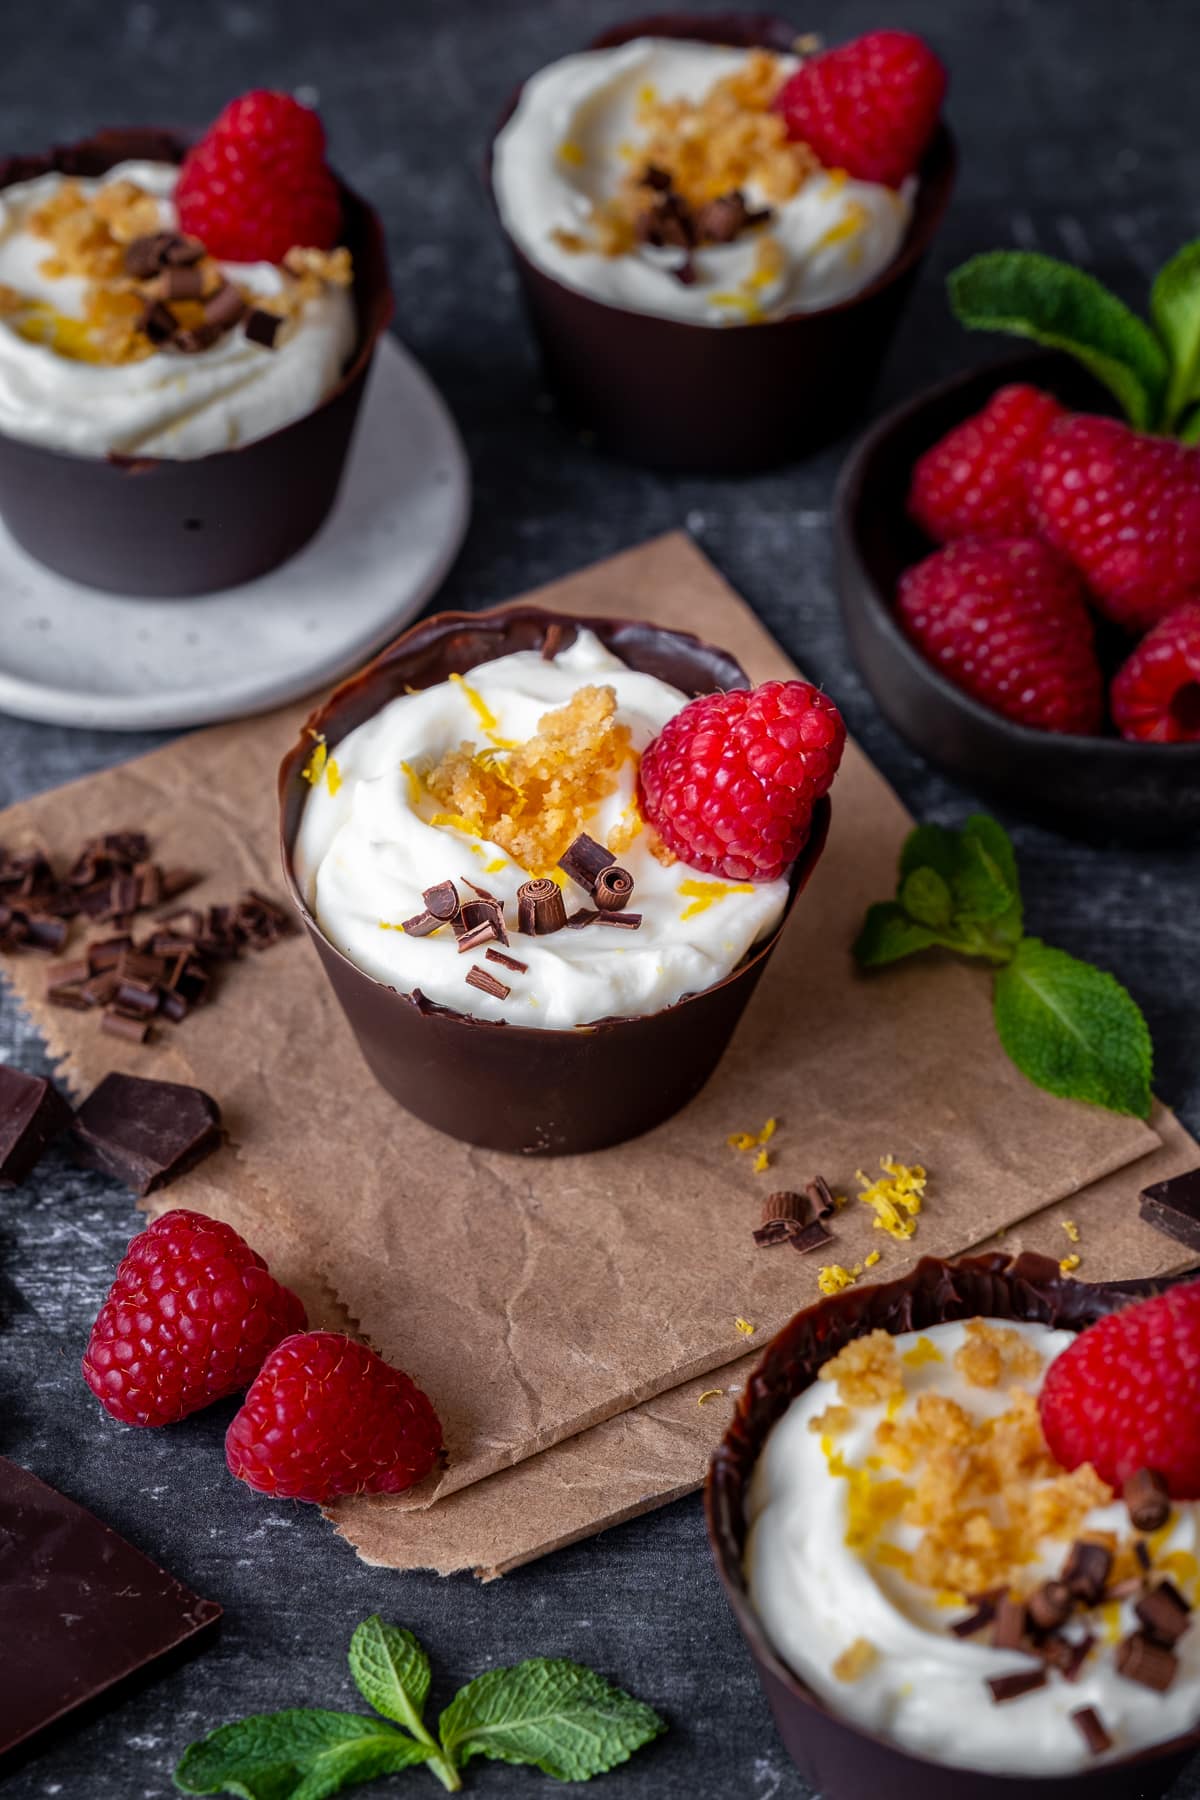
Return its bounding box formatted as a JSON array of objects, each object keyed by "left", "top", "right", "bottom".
[
  {"left": 754, "top": 1177, "right": 838, "bottom": 1254},
  {"left": 126, "top": 231, "right": 283, "bottom": 354},
  {"left": 635, "top": 164, "right": 772, "bottom": 286},
  {"left": 953, "top": 1473, "right": 1191, "bottom": 1752},
  {"left": 0, "top": 832, "right": 196, "bottom": 954}
]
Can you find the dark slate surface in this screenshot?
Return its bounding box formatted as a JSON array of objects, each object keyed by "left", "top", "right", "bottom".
[{"left": 2, "top": 1, "right": 1199, "bottom": 1795}]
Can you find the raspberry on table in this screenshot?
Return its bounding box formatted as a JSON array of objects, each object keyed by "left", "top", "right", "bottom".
[
  {"left": 896, "top": 536, "right": 1105, "bottom": 735},
  {"left": 1027, "top": 415, "right": 1200, "bottom": 633},
  {"left": 1039, "top": 1279, "right": 1200, "bottom": 1496},
  {"left": 637, "top": 680, "right": 845, "bottom": 884},
  {"left": 908, "top": 384, "right": 1064, "bottom": 544},
  {"left": 225, "top": 1330, "right": 444, "bottom": 1504},
  {"left": 775, "top": 30, "right": 946, "bottom": 189},
  {"left": 1111, "top": 600, "right": 1200, "bottom": 742},
  {"left": 82, "top": 1209, "right": 307, "bottom": 1427},
  {"left": 176, "top": 89, "right": 342, "bottom": 264}
]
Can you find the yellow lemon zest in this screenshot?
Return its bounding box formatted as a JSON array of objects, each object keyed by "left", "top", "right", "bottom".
[
  {"left": 818, "top": 1264, "right": 859, "bottom": 1297},
  {"left": 400, "top": 761, "right": 423, "bottom": 805},
  {"left": 697, "top": 1389, "right": 724, "bottom": 1407},
  {"left": 1059, "top": 1254, "right": 1082, "bottom": 1277},
  {"left": 677, "top": 877, "right": 755, "bottom": 920},
  {"left": 734, "top": 1317, "right": 756, "bottom": 1337},
  {"left": 903, "top": 1337, "right": 944, "bottom": 1369},
  {"left": 856, "top": 1157, "right": 926, "bottom": 1242},
  {"left": 325, "top": 757, "right": 342, "bottom": 797},
  {"left": 300, "top": 737, "right": 328, "bottom": 786},
  {"left": 483, "top": 858, "right": 507, "bottom": 874},
  {"left": 1062, "top": 1219, "right": 1081, "bottom": 1243},
  {"left": 557, "top": 139, "right": 586, "bottom": 166}
]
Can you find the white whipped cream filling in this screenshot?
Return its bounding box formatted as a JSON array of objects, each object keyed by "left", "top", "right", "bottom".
[
  {"left": 294, "top": 630, "right": 789, "bottom": 1029},
  {"left": 0, "top": 161, "right": 356, "bottom": 459},
  {"left": 492, "top": 39, "right": 913, "bottom": 326},
  {"left": 745, "top": 1317, "right": 1200, "bottom": 1775}
]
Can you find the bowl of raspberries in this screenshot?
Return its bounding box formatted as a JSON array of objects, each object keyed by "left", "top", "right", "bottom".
[{"left": 835, "top": 243, "right": 1200, "bottom": 842}]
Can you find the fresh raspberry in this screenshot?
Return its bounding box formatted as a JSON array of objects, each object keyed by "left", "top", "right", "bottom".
[
  {"left": 1039, "top": 1280, "right": 1200, "bottom": 1497},
  {"left": 775, "top": 30, "right": 946, "bottom": 188},
  {"left": 225, "top": 1331, "right": 444, "bottom": 1504},
  {"left": 1027, "top": 415, "right": 1200, "bottom": 632},
  {"left": 1111, "top": 599, "right": 1200, "bottom": 742},
  {"left": 896, "top": 537, "right": 1104, "bottom": 735},
  {"left": 176, "top": 89, "right": 341, "bottom": 264},
  {"left": 908, "top": 385, "right": 1064, "bottom": 544},
  {"left": 637, "top": 681, "right": 845, "bottom": 883},
  {"left": 83, "top": 1209, "right": 306, "bottom": 1428}
]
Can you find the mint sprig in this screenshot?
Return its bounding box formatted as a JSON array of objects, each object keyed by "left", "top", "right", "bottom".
[
  {"left": 947, "top": 241, "right": 1200, "bottom": 435},
  {"left": 853, "top": 814, "right": 1153, "bottom": 1120},
  {"left": 175, "top": 1616, "right": 666, "bottom": 1799}
]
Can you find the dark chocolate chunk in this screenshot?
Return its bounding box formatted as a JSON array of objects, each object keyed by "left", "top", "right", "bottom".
[
  {"left": 71, "top": 1073, "right": 222, "bottom": 1196},
  {"left": 1115, "top": 1630, "right": 1178, "bottom": 1692},
  {"left": 400, "top": 910, "right": 442, "bottom": 938},
  {"left": 244, "top": 306, "right": 282, "bottom": 348},
  {"left": 139, "top": 299, "right": 177, "bottom": 345},
  {"left": 422, "top": 881, "right": 461, "bottom": 922},
  {"left": 203, "top": 282, "right": 246, "bottom": 328},
  {"left": 594, "top": 866, "right": 635, "bottom": 911},
  {"left": 986, "top": 1668, "right": 1047, "bottom": 1703},
  {"left": 22, "top": 913, "right": 69, "bottom": 952},
  {"left": 636, "top": 188, "right": 695, "bottom": 250},
  {"left": 558, "top": 833, "right": 617, "bottom": 893},
  {"left": 485, "top": 948, "right": 528, "bottom": 974},
  {"left": 465, "top": 965, "right": 510, "bottom": 1001},
  {"left": 566, "top": 909, "right": 600, "bottom": 930},
  {"left": 1124, "top": 1467, "right": 1172, "bottom": 1532},
  {"left": 595, "top": 910, "right": 642, "bottom": 929},
  {"left": 1027, "top": 1580, "right": 1073, "bottom": 1632},
  {"left": 88, "top": 934, "right": 132, "bottom": 972},
  {"left": 1135, "top": 1579, "right": 1191, "bottom": 1646},
  {"left": 0, "top": 1065, "right": 71, "bottom": 1186},
  {"left": 517, "top": 878, "right": 567, "bottom": 936},
  {"left": 991, "top": 1594, "right": 1029, "bottom": 1650},
  {"left": 0, "top": 1456, "right": 221, "bottom": 1757},
  {"left": 1071, "top": 1707, "right": 1112, "bottom": 1756},
  {"left": 1139, "top": 1168, "right": 1200, "bottom": 1252},
  {"left": 1062, "top": 1540, "right": 1112, "bottom": 1605}
]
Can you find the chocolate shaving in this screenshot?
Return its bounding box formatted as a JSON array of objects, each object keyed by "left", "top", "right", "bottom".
[
  {"left": 457, "top": 899, "right": 508, "bottom": 946},
  {"left": 991, "top": 1595, "right": 1029, "bottom": 1650},
  {"left": 138, "top": 299, "right": 176, "bottom": 345},
  {"left": 558, "top": 834, "right": 617, "bottom": 894},
  {"left": 1134, "top": 1580, "right": 1191, "bottom": 1646},
  {"left": 101, "top": 1010, "right": 152, "bottom": 1044},
  {"left": 566, "top": 909, "right": 600, "bottom": 930},
  {"left": 594, "top": 866, "right": 635, "bottom": 911},
  {"left": 1134, "top": 1539, "right": 1153, "bottom": 1572},
  {"left": 1062, "top": 1540, "right": 1112, "bottom": 1605},
  {"left": 596, "top": 911, "right": 642, "bottom": 930},
  {"left": 693, "top": 189, "right": 772, "bottom": 244},
  {"left": 1041, "top": 1629, "right": 1095, "bottom": 1682},
  {"left": 951, "top": 1598, "right": 998, "bottom": 1638},
  {"left": 88, "top": 935, "right": 132, "bottom": 973},
  {"left": 465, "top": 965, "right": 510, "bottom": 1001},
  {"left": 123, "top": 231, "right": 189, "bottom": 278},
  {"left": 244, "top": 307, "right": 282, "bottom": 349},
  {"left": 203, "top": 283, "right": 246, "bottom": 329},
  {"left": 805, "top": 1175, "right": 838, "bottom": 1219},
  {"left": 1124, "top": 1467, "right": 1171, "bottom": 1533},
  {"left": 173, "top": 322, "right": 222, "bottom": 355},
  {"left": 485, "top": 948, "right": 528, "bottom": 974},
  {"left": 151, "top": 265, "right": 205, "bottom": 301},
  {"left": 541, "top": 622, "right": 566, "bottom": 661},
  {"left": 786, "top": 1218, "right": 835, "bottom": 1255},
  {"left": 986, "top": 1668, "right": 1046, "bottom": 1704},
  {"left": 517, "top": 878, "right": 567, "bottom": 937},
  {"left": 1071, "top": 1707, "right": 1112, "bottom": 1755},
  {"left": 462, "top": 880, "right": 501, "bottom": 905},
  {"left": 400, "top": 910, "right": 442, "bottom": 938},
  {"left": 1027, "top": 1580, "right": 1072, "bottom": 1633},
  {"left": 457, "top": 922, "right": 501, "bottom": 955},
  {"left": 1138, "top": 1168, "right": 1200, "bottom": 1252},
  {"left": 761, "top": 1191, "right": 809, "bottom": 1228},
  {"left": 422, "top": 881, "right": 461, "bottom": 922},
  {"left": 1115, "top": 1630, "right": 1178, "bottom": 1692}
]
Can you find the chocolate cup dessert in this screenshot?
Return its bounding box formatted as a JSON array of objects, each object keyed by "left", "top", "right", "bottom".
[
  {"left": 279, "top": 604, "right": 830, "bottom": 1156},
  {"left": 0, "top": 128, "right": 393, "bottom": 597},
  {"left": 490, "top": 14, "right": 956, "bottom": 474},
  {"left": 706, "top": 1252, "right": 1200, "bottom": 1800}
]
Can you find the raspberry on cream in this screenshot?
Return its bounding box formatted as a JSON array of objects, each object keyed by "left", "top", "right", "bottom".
[
  {"left": 492, "top": 39, "right": 914, "bottom": 326},
  {"left": 745, "top": 1316, "right": 1200, "bottom": 1775},
  {"left": 292, "top": 629, "right": 792, "bottom": 1030},
  {"left": 0, "top": 160, "right": 356, "bottom": 459}
]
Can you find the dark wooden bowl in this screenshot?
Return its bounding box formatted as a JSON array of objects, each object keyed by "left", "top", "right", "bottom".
[{"left": 834, "top": 352, "right": 1200, "bottom": 844}]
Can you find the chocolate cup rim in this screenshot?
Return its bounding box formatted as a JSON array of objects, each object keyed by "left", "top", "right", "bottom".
[
  {"left": 705, "top": 1251, "right": 1200, "bottom": 1786},
  {"left": 278, "top": 602, "right": 831, "bottom": 1042},
  {"left": 487, "top": 12, "right": 957, "bottom": 334},
  {"left": 0, "top": 127, "right": 394, "bottom": 470}
]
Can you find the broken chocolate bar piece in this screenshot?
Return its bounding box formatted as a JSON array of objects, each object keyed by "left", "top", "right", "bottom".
[
  {"left": 0, "top": 1064, "right": 71, "bottom": 1187},
  {"left": 0, "top": 1456, "right": 221, "bottom": 1757},
  {"left": 243, "top": 306, "right": 282, "bottom": 348},
  {"left": 558, "top": 833, "right": 617, "bottom": 894},
  {"left": 71, "top": 1073, "right": 222, "bottom": 1197},
  {"left": 1124, "top": 1466, "right": 1171, "bottom": 1533},
  {"left": 1115, "top": 1629, "right": 1178, "bottom": 1692},
  {"left": 1139, "top": 1168, "right": 1200, "bottom": 1251}
]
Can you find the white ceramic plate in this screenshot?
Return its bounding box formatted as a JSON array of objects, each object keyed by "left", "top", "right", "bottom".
[{"left": 0, "top": 334, "right": 470, "bottom": 730}]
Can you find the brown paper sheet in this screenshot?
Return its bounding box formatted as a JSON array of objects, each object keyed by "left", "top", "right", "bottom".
[
  {"left": 0, "top": 534, "right": 1174, "bottom": 1544},
  {"left": 330, "top": 1104, "right": 1198, "bottom": 1579}
]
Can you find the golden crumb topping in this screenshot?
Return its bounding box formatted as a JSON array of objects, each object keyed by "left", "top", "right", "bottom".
[
  {"left": 953, "top": 1318, "right": 1044, "bottom": 1389},
  {"left": 819, "top": 1330, "right": 905, "bottom": 1408},
  {"left": 422, "top": 684, "right": 632, "bottom": 874},
  {"left": 832, "top": 1637, "right": 878, "bottom": 1683}
]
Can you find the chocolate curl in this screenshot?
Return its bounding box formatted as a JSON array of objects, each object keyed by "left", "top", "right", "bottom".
[
  {"left": 1115, "top": 1631, "right": 1178, "bottom": 1691},
  {"left": 1123, "top": 1467, "right": 1171, "bottom": 1533},
  {"left": 517, "top": 878, "right": 567, "bottom": 937},
  {"left": 761, "top": 1191, "right": 807, "bottom": 1229},
  {"left": 594, "top": 866, "right": 634, "bottom": 912},
  {"left": 558, "top": 834, "right": 616, "bottom": 894},
  {"left": 422, "top": 881, "right": 461, "bottom": 922}
]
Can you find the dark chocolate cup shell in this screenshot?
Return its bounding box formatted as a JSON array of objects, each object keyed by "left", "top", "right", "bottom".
[
  {"left": 489, "top": 14, "right": 956, "bottom": 474},
  {"left": 0, "top": 129, "right": 393, "bottom": 597},
  {"left": 706, "top": 1252, "right": 1200, "bottom": 1800},
  {"left": 279, "top": 605, "right": 830, "bottom": 1155}
]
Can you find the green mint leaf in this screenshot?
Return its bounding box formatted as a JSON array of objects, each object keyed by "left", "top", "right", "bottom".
[
  {"left": 1150, "top": 238, "right": 1200, "bottom": 429},
  {"left": 898, "top": 823, "right": 961, "bottom": 884},
  {"left": 438, "top": 1659, "right": 666, "bottom": 1783},
  {"left": 348, "top": 1618, "right": 431, "bottom": 1736},
  {"left": 1178, "top": 402, "right": 1200, "bottom": 445},
  {"left": 948, "top": 251, "right": 1169, "bottom": 429},
  {"left": 993, "top": 937, "right": 1153, "bottom": 1119},
  {"left": 899, "top": 866, "right": 954, "bottom": 929},
  {"left": 853, "top": 902, "right": 942, "bottom": 968},
  {"left": 174, "top": 1710, "right": 429, "bottom": 1800},
  {"left": 956, "top": 815, "right": 1023, "bottom": 944}
]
